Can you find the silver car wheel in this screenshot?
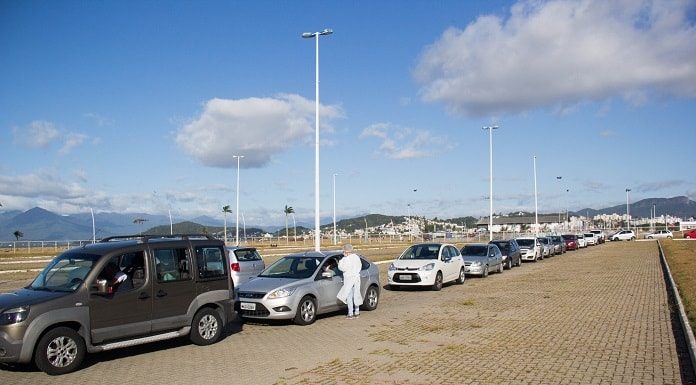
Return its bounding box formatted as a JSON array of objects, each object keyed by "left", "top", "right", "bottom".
[
  {"left": 46, "top": 336, "right": 78, "bottom": 368},
  {"left": 367, "top": 287, "right": 378, "bottom": 308},
  {"left": 198, "top": 314, "right": 219, "bottom": 340},
  {"left": 300, "top": 299, "right": 316, "bottom": 322}
]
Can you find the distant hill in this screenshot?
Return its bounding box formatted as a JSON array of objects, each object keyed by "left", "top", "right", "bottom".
[
  {"left": 144, "top": 221, "right": 265, "bottom": 238},
  {"left": 574, "top": 196, "right": 696, "bottom": 219},
  {"left": 2, "top": 196, "right": 694, "bottom": 241}
]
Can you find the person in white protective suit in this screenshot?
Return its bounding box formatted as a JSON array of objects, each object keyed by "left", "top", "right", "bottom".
[{"left": 337, "top": 244, "right": 363, "bottom": 319}]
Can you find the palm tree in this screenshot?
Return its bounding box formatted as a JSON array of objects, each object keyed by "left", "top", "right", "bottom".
[
  {"left": 13, "top": 230, "right": 23, "bottom": 240},
  {"left": 284, "top": 205, "right": 294, "bottom": 245},
  {"left": 222, "top": 205, "right": 232, "bottom": 244}
]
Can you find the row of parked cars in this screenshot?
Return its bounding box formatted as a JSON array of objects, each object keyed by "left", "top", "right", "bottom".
[{"left": 0, "top": 228, "right": 621, "bottom": 375}]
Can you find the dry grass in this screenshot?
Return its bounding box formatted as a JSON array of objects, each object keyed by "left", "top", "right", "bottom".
[{"left": 661, "top": 240, "right": 696, "bottom": 332}]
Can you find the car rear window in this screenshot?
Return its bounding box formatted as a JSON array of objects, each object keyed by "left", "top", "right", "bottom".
[{"left": 234, "top": 249, "right": 262, "bottom": 261}]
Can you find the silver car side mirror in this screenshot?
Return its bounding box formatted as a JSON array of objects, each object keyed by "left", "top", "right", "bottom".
[{"left": 321, "top": 271, "right": 333, "bottom": 279}]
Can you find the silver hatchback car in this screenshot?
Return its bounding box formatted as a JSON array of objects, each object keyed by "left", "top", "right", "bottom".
[
  {"left": 226, "top": 246, "right": 265, "bottom": 287},
  {"left": 235, "top": 250, "right": 380, "bottom": 325}
]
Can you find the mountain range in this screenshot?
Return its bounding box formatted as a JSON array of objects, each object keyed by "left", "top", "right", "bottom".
[{"left": 1, "top": 196, "right": 694, "bottom": 241}]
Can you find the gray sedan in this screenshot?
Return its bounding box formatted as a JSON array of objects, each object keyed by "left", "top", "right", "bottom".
[
  {"left": 461, "top": 243, "right": 504, "bottom": 277},
  {"left": 235, "top": 250, "right": 380, "bottom": 325}
]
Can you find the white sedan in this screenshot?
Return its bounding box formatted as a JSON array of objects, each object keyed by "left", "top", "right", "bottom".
[
  {"left": 388, "top": 243, "right": 465, "bottom": 291},
  {"left": 644, "top": 230, "right": 673, "bottom": 239}
]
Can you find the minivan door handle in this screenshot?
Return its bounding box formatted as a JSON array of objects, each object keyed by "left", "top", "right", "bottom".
[
  {"left": 156, "top": 290, "right": 168, "bottom": 298},
  {"left": 138, "top": 292, "right": 150, "bottom": 300}
]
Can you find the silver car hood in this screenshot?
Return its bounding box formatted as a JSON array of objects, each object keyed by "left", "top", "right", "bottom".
[
  {"left": 236, "top": 276, "right": 304, "bottom": 293},
  {"left": 463, "top": 255, "right": 489, "bottom": 263}
]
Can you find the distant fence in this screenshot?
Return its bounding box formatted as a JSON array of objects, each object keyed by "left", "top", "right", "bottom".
[{"left": 0, "top": 240, "right": 94, "bottom": 253}]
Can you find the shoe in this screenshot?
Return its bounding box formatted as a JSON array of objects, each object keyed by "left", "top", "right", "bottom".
[
  {"left": 354, "top": 314, "right": 360, "bottom": 319},
  {"left": 346, "top": 315, "right": 353, "bottom": 320}
]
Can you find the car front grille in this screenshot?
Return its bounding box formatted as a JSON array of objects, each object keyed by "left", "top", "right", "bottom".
[
  {"left": 237, "top": 303, "right": 271, "bottom": 317},
  {"left": 393, "top": 273, "right": 421, "bottom": 283},
  {"left": 395, "top": 267, "right": 420, "bottom": 271},
  {"left": 238, "top": 291, "right": 266, "bottom": 299}
]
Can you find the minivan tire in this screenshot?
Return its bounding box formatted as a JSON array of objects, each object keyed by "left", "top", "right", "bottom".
[
  {"left": 190, "top": 307, "right": 223, "bottom": 346},
  {"left": 34, "top": 326, "right": 86, "bottom": 376}
]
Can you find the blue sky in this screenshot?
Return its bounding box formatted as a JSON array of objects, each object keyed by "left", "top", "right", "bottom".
[{"left": 1, "top": 0, "right": 695, "bottom": 227}]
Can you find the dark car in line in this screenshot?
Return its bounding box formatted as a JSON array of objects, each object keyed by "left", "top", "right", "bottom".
[{"left": 489, "top": 239, "right": 522, "bottom": 270}]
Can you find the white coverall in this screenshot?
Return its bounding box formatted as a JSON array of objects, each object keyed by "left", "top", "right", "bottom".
[{"left": 337, "top": 253, "right": 363, "bottom": 314}]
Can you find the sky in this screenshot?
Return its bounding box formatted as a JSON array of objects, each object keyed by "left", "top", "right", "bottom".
[{"left": 1, "top": 0, "right": 696, "bottom": 227}]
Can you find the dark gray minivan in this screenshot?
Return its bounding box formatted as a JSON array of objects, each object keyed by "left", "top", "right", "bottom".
[{"left": 0, "top": 234, "right": 234, "bottom": 375}]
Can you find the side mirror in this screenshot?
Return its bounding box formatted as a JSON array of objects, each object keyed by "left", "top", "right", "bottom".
[
  {"left": 442, "top": 256, "right": 452, "bottom": 262},
  {"left": 95, "top": 279, "right": 110, "bottom": 294},
  {"left": 321, "top": 271, "right": 334, "bottom": 279}
]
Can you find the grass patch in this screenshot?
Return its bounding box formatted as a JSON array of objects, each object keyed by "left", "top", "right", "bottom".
[{"left": 661, "top": 240, "right": 696, "bottom": 333}]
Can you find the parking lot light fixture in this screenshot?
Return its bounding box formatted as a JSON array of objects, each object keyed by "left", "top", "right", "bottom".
[
  {"left": 233, "top": 155, "right": 244, "bottom": 246},
  {"left": 303, "top": 28, "right": 333, "bottom": 252},
  {"left": 625, "top": 188, "right": 631, "bottom": 231},
  {"left": 483, "top": 125, "right": 499, "bottom": 241},
  {"left": 534, "top": 156, "right": 539, "bottom": 236}
]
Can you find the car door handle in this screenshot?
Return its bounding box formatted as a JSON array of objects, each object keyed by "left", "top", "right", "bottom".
[
  {"left": 138, "top": 292, "right": 150, "bottom": 300},
  {"left": 156, "top": 290, "right": 168, "bottom": 298}
]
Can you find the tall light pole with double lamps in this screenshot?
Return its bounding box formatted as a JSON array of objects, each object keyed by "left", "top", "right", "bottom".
[
  {"left": 483, "top": 125, "right": 499, "bottom": 241},
  {"left": 533, "top": 156, "right": 539, "bottom": 236},
  {"left": 625, "top": 188, "right": 631, "bottom": 231},
  {"left": 233, "top": 155, "right": 244, "bottom": 245},
  {"left": 556, "top": 176, "right": 562, "bottom": 231},
  {"left": 302, "top": 28, "right": 333, "bottom": 252},
  {"left": 333, "top": 173, "right": 338, "bottom": 245}
]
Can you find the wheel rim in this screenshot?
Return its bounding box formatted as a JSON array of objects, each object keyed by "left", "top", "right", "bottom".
[
  {"left": 460, "top": 269, "right": 465, "bottom": 282},
  {"left": 435, "top": 273, "right": 442, "bottom": 288},
  {"left": 301, "top": 299, "right": 315, "bottom": 322},
  {"left": 368, "top": 288, "right": 378, "bottom": 307},
  {"left": 46, "top": 336, "right": 78, "bottom": 368},
  {"left": 198, "top": 314, "right": 219, "bottom": 340}
]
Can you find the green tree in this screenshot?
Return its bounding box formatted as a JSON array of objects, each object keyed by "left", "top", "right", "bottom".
[
  {"left": 222, "top": 205, "right": 232, "bottom": 243},
  {"left": 13, "top": 230, "right": 23, "bottom": 240},
  {"left": 284, "top": 205, "right": 294, "bottom": 244}
]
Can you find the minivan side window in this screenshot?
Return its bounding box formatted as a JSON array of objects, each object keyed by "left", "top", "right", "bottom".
[
  {"left": 196, "top": 246, "right": 227, "bottom": 279},
  {"left": 154, "top": 247, "right": 191, "bottom": 282},
  {"left": 95, "top": 251, "right": 145, "bottom": 293}
]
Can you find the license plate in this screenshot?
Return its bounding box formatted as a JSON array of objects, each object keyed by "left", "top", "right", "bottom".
[
  {"left": 399, "top": 274, "right": 412, "bottom": 281},
  {"left": 240, "top": 302, "right": 256, "bottom": 311}
]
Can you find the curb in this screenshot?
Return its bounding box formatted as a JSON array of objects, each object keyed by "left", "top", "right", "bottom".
[{"left": 657, "top": 239, "right": 696, "bottom": 375}]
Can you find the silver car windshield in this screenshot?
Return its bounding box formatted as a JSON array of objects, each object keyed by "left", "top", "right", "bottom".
[
  {"left": 258, "top": 256, "right": 323, "bottom": 279},
  {"left": 462, "top": 245, "right": 487, "bottom": 256},
  {"left": 29, "top": 252, "right": 101, "bottom": 292}
]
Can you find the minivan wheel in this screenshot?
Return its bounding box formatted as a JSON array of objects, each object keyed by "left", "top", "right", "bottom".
[
  {"left": 432, "top": 272, "right": 443, "bottom": 291},
  {"left": 294, "top": 296, "right": 317, "bottom": 325},
  {"left": 190, "top": 307, "right": 223, "bottom": 346},
  {"left": 362, "top": 286, "right": 380, "bottom": 311},
  {"left": 35, "top": 327, "right": 85, "bottom": 375}
]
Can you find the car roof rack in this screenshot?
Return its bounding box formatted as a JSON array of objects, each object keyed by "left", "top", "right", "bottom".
[{"left": 99, "top": 234, "right": 217, "bottom": 243}]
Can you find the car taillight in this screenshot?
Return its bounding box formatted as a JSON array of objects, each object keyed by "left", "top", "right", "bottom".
[{"left": 231, "top": 263, "right": 240, "bottom": 272}]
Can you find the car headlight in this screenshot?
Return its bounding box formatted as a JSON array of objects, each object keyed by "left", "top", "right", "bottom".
[
  {"left": 471, "top": 261, "right": 482, "bottom": 267},
  {"left": 388, "top": 263, "right": 396, "bottom": 271},
  {"left": 419, "top": 263, "right": 435, "bottom": 271},
  {"left": 267, "top": 287, "right": 297, "bottom": 299},
  {"left": 0, "top": 306, "right": 29, "bottom": 325}
]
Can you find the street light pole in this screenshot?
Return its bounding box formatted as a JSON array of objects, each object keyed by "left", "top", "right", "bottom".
[
  {"left": 302, "top": 28, "right": 333, "bottom": 252},
  {"left": 333, "top": 173, "right": 338, "bottom": 245},
  {"left": 233, "top": 155, "right": 244, "bottom": 246},
  {"left": 483, "top": 125, "right": 499, "bottom": 241},
  {"left": 556, "top": 176, "right": 562, "bottom": 232},
  {"left": 533, "top": 155, "right": 539, "bottom": 236},
  {"left": 625, "top": 188, "right": 631, "bottom": 231}
]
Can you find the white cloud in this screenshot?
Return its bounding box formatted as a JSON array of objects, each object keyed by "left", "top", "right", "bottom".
[
  {"left": 82, "top": 112, "right": 113, "bottom": 127},
  {"left": 0, "top": 172, "right": 88, "bottom": 200},
  {"left": 360, "top": 122, "right": 452, "bottom": 160},
  {"left": 414, "top": 0, "right": 696, "bottom": 116},
  {"left": 59, "top": 133, "right": 88, "bottom": 154},
  {"left": 13, "top": 120, "right": 60, "bottom": 148},
  {"left": 176, "top": 94, "right": 344, "bottom": 168}
]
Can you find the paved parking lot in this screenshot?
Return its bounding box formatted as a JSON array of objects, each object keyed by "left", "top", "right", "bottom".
[{"left": 1, "top": 241, "right": 693, "bottom": 384}]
